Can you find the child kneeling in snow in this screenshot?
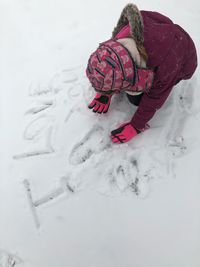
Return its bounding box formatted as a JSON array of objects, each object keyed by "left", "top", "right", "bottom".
[{"left": 86, "top": 3, "right": 197, "bottom": 144}]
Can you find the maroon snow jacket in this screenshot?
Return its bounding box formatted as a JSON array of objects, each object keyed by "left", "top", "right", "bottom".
[{"left": 130, "top": 11, "right": 197, "bottom": 130}]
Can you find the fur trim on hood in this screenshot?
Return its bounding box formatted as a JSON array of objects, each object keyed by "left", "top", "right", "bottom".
[{"left": 112, "top": 3, "right": 144, "bottom": 46}]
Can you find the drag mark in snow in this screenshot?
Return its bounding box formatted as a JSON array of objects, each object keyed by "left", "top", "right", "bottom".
[
  {"left": 96, "top": 148, "right": 163, "bottom": 198},
  {"left": 13, "top": 126, "right": 54, "bottom": 159},
  {"left": 153, "top": 82, "right": 196, "bottom": 161},
  {"left": 96, "top": 153, "right": 139, "bottom": 196},
  {"left": 25, "top": 100, "right": 53, "bottom": 115},
  {"left": 168, "top": 136, "right": 187, "bottom": 157},
  {"left": 129, "top": 159, "right": 140, "bottom": 195},
  {"left": 28, "top": 68, "right": 79, "bottom": 96},
  {"left": 13, "top": 103, "right": 56, "bottom": 159},
  {"left": 166, "top": 83, "right": 196, "bottom": 157},
  {"left": 65, "top": 106, "right": 81, "bottom": 123},
  {"left": 23, "top": 179, "right": 41, "bottom": 228},
  {"left": 67, "top": 82, "right": 84, "bottom": 100},
  {"left": 14, "top": 67, "right": 85, "bottom": 159},
  {"left": 23, "top": 115, "right": 53, "bottom": 140},
  {"left": 0, "top": 250, "right": 22, "bottom": 267},
  {"left": 69, "top": 124, "right": 110, "bottom": 165},
  {"left": 23, "top": 176, "right": 75, "bottom": 229},
  {"left": 13, "top": 149, "right": 54, "bottom": 160},
  {"left": 110, "top": 160, "right": 140, "bottom": 195}
]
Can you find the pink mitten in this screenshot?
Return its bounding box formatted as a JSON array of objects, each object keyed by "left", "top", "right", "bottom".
[
  {"left": 88, "top": 93, "right": 112, "bottom": 114},
  {"left": 111, "top": 122, "right": 140, "bottom": 144}
]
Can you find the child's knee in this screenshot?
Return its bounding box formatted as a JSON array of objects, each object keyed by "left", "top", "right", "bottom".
[{"left": 126, "top": 93, "right": 143, "bottom": 106}]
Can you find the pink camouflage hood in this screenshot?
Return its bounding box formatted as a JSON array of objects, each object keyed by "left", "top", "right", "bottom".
[{"left": 86, "top": 39, "right": 154, "bottom": 95}]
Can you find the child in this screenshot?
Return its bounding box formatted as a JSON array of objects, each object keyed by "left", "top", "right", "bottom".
[{"left": 86, "top": 3, "right": 197, "bottom": 144}]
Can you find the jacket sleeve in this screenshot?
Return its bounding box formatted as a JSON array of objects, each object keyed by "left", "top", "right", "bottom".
[{"left": 130, "top": 70, "right": 177, "bottom": 130}]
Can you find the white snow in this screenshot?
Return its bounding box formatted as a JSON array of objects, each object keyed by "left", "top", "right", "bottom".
[{"left": 0, "top": 0, "right": 200, "bottom": 266}]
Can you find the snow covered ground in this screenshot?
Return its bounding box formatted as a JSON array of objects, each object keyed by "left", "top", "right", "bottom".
[{"left": 0, "top": 0, "right": 200, "bottom": 266}]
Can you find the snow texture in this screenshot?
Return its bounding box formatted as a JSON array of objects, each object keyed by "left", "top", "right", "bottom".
[
  {"left": 0, "top": 250, "right": 22, "bottom": 267},
  {"left": 1, "top": 0, "right": 200, "bottom": 267}
]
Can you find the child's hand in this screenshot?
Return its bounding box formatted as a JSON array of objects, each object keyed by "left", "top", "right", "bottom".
[
  {"left": 110, "top": 122, "right": 141, "bottom": 144},
  {"left": 88, "top": 93, "right": 112, "bottom": 114}
]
